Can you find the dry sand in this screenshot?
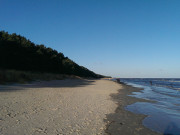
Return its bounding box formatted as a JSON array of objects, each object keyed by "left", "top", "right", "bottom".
[{"left": 0, "top": 79, "right": 160, "bottom": 135}]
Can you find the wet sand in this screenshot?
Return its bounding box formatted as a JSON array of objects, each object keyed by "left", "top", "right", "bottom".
[
  {"left": 0, "top": 79, "right": 160, "bottom": 135},
  {"left": 104, "top": 83, "right": 160, "bottom": 135}
]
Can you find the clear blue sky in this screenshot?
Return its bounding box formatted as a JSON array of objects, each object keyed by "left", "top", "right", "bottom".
[{"left": 1, "top": 0, "right": 180, "bottom": 78}]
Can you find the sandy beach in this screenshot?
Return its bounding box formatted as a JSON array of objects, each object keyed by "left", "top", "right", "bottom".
[{"left": 0, "top": 79, "right": 160, "bottom": 135}]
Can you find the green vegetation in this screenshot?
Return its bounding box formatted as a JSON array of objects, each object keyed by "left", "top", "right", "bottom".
[
  {"left": 0, "top": 69, "right": 74, "bottom": 84},
  {"left": 0, "top": 30, "right": 104, "bottom": 83}
]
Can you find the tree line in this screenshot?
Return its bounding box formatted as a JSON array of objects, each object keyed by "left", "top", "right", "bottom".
[{"left": 0, "top": 31, "right": 104, "bottom": 78}]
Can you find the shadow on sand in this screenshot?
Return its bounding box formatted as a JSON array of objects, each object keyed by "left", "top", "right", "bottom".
[{"left": 0, "top": 79, "right": 96, "bottom": 92}]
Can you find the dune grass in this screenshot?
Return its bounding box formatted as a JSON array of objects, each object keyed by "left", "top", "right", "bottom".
[{"left": 0, "top": 69, "right": 78, "bottom": 84}]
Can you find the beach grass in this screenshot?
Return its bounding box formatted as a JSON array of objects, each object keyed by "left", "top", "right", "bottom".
[{"left": 0, "top": 69, "right": 77, "bottom": 84}]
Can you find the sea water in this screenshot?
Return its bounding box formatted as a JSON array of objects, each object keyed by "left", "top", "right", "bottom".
[{"left": 121, "top": 78, "right": 180, "bottom": 135}]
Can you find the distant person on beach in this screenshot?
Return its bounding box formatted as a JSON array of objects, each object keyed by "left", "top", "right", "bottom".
[
  {"left": 117, "top": 79, "right": 120, "bottom": 83},
  {"left": 150, "top": 81, "right": 152, "bottom": 85}
]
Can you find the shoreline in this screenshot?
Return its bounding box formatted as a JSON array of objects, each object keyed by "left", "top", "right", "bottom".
[
  {"left": 104, "top": 81, "right": 160, "bottom": 135},
  {"left": 0, "top": 79, "right": 161, "bottom": 134}
]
